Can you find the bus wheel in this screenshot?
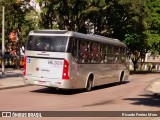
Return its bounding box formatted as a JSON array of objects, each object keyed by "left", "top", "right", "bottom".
[
  {"left": 119, "top": 71, "right": 124, "bottom": 84},
  {"left": 85, "top": 77, "right": 93, "bottom": 92}
]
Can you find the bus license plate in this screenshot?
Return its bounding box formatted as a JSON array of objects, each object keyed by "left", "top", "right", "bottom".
[{"left": 34, "top": 81, "right": 50, "bottom": 86}]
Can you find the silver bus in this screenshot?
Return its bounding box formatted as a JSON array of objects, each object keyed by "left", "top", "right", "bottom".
[{"left": 23, "top": 30, "right": 129, "bottom": 91}]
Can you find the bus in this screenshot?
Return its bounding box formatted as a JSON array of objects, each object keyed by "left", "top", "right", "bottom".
[{"left": 23, "top": 30, "right": 129, "bottom": 91}]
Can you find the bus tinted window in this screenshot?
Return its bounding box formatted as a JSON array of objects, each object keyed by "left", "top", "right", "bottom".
[
  {"left": 79, "top": 41, "right": 90, "bottom": 63},
  {"left": 100, "top": 44, "right": 107, "bottom": 63},
  {"left": 90, "top": 42, "right": 99, "bottom": 63},
  {"left": 114, "top": 46, "right": 120, "bottom": 63},
  {"left": 107, "top": 45, "right": 114, "bottom": 63},
  {"left": 71, "top": 39, "right": 78, "bottom": 61},
  {"left": 26, "top": 36, "right": 68, "bottom": 52}
]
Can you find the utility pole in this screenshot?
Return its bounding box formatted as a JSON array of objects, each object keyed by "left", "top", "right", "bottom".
[{"left": 2, "top": 6, "right": 5, "bottom": 74}]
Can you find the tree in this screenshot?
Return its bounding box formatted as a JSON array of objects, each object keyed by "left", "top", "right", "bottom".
[
  {"left": 38, "top": 0, "right": 89, "bottom": 33},
  {"left": 0, "top": 0, "right": 38, "bottom": 44},
  {"left": 0, "top": 0, "right": 158, "bottom": 71},
  {"left": 147, "top": 0, "right": 160, "bottom": 55},
  {"left": 120, "top": 0, "right": 151, "bottom": 71},
  {"left": 38, "top": 0, "right": 108, "bottom": 34},
  {"left": 0, "top": 0, "right": 38, "bottom": 68}
]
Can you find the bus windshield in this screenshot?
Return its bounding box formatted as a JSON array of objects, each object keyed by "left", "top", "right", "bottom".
[{"left": 26, "top": 36, "right": 68, "bottom": 52}]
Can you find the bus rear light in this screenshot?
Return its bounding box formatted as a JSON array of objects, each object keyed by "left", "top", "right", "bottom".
[
  {"left": 23, "top": 56, "right": 26, "bottom": 76},
  {"left": 62, "top": 59, "right": 69, "bottom": 80}
]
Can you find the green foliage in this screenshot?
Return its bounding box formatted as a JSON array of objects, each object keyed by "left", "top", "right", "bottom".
[
  {"left": 147, "top": 0, "right": 160, "bottom": 55},
  {"left": 0, "top": 0, "right": 38, "bottom": 45},
  {"left": 124, "top": 34, "right": 141, "bottom": 52}
]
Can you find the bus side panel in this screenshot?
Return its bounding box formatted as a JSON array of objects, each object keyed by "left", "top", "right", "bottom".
[
  {"left": 95, "top": 64, "right": 118, "bottom": 86},
  {"left": 70, "top": 58, "right": 88, "bottom": 89},
  {"left": 70, "top": 60, "right": 118, "bottom": 89}
]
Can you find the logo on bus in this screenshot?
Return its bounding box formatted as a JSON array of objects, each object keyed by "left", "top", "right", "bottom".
[
  {"left": 36, "top": 67, "right": 39, "bottom": 71},
  {"left": 27, "top": 58, "right": 31, "bottom": 63}
]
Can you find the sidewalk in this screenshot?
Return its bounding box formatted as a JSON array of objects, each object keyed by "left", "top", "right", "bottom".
[
  {"left": 0, "top": 69, "right": 26, "bottom": 89},
  {"left": 146, "top": 80, "right": 160, "bottom": 95}
]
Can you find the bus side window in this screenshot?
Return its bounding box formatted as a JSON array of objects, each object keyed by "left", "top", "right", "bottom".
[
  {"left": 107, "top": 45, "right": 114, "bottom": 63},
  {"left": 120, "top": 47, "right": 126, "bottom": 63},
  {"left": 71, "top": 39, "right": 78, "bottom": 61},
  {"left": 114, "top": 46, "right": 120, "bottom": 63},
  {"left": 79, "top": 41, "right": 90, "bottom": 63},
  {"left": 90, "top": 42, "right": 99, "bottom": 63},
  {"left": 100, "top": 44, "right": 107, "bottom": 63}
]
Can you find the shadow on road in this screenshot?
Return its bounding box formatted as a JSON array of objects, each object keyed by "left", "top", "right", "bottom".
[
  {"left": 130, "top": 71, "right": 160, "bottom": 75},
  {"left": 93, "top": 81, "right": 129, "bottom": 91},
  {"left": 31, "top": 81, "right": 129, "bottom": 95},
  {"left": 123, "top": 94, "right": 160, "bottom": 107}
]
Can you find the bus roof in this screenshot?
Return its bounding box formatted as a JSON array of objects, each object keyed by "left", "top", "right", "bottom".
[{"left": 29, "top": 30, "right": 127, "bottom": 47}]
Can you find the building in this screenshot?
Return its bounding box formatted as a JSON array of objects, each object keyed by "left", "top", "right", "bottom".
[{"left": 129, "top": 53, "right": 160, "bottom": 71}]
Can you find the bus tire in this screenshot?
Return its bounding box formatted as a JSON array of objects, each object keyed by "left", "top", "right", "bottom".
[
  {"left": 85, "top": 75, "right": 93, "bottom": 92},
  {"left": 119, "top": 71, "right": 124, "bottom": 84}
]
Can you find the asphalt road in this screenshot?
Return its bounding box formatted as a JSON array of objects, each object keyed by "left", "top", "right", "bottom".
[{"left": 0, "top": 73, "right": 160, "bottom": 120}]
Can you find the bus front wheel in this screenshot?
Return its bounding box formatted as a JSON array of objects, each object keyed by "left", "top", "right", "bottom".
[{"left": 119, "top": 71, "right": 124, "bottom": 84}]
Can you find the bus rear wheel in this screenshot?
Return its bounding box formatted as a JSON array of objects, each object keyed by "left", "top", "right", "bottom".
[{"left": 85, "top": 77, "right": 93, "bottom": 92}]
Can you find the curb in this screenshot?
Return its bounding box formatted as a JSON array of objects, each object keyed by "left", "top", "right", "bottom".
[
  {"left": 0, "top": 84, "right": 32, "bottom": 90},
  {"left": 145, "top": 79, "right": 160, "bottom": 95}
]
